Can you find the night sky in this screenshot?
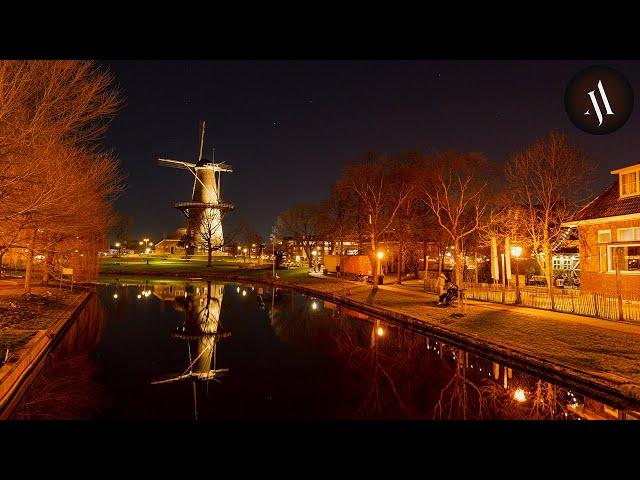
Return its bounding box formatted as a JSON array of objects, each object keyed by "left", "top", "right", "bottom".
[{"left": 103, "top": 60, "right": 640, "bottom": 241}]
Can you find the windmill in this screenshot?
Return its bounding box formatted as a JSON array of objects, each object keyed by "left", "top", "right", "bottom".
[{"left": 158, "top": 120, "right": 234, "bottom": 255}]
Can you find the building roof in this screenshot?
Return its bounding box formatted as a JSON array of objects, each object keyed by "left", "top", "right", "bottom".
[{"left": 570, "top": 180, "right": 640, "bottom": 222}]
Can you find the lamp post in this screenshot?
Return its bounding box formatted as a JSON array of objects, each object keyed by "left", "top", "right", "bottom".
[
  {"left": 237, "top": 245, "right": 242, "bottom": 258},
  {"left": 243, "top": 247, "right": 248, "bottom": 263},
  {"left": 311, "top": 250, "right": 317, "bottom": 272},
  {"left": 376, "top": 250, "right": 385, "bottom": 285},
  {"left": 115, "top": 242, "right": 121, "bottom": 258},
  {"left": 511, "top": 245, "right": 522, "bottom": 304},
  {"left": 270, "top": 234, "right": 276, "bottom": 278}
]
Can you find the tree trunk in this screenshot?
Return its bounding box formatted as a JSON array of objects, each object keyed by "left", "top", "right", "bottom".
[
  {"left": 0, "top": 250, "right": 4, "bottom": 278},
  {"left": 543, "top": 244, "right": 555, "bottom": 310},
  {"left": 397, "top": 239, "right": 403, "bottom": 285},
  {"left": 207, "top": 240, "right": 212, "bottom": 267},
  {"left": 370, "top": 232, "right": 378, "bottom": 290},
  {"left": 474, "top": 252, "right": 479, "bottom": 284},
  {"left": 24, "top": 229, "right": 37, "bottom": 295},
  {"left": 42, "top": 250, "right": 55, "bottom": 285},
  {"left": 615, "top": 247, "right": 624, "bottom": 321},
  {"left": 453, "top": 239, "right": 462, "bottom": 285}
]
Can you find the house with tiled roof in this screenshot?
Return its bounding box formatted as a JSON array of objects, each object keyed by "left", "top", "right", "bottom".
[{"left": 564, "top": 163, "right": 640, "bottom": 296}]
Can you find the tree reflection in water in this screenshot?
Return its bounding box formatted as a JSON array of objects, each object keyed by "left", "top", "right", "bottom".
[{"left": 13, "top": 294, "right": 108, "bottom": 419}]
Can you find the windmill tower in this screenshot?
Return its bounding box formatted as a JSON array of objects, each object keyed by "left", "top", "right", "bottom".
[{"left": 158, "top": 121, "right": 234, "bottom": 255}]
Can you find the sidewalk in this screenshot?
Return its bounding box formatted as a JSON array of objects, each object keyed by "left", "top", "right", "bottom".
[{"left": 301, "top": 272, "right": 640, "bottom": 395}]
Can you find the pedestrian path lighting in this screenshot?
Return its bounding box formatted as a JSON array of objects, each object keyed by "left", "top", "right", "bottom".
[
  {"left": 243, "top": 247, "right": 248, "bottom": 263},
  {"left": 511, "top": 246, "right": 523, "bottom": 304}
]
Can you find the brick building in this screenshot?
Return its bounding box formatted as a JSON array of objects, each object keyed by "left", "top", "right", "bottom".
[{"left": 564, "top": 163, "right": 640, "bottom": 296}]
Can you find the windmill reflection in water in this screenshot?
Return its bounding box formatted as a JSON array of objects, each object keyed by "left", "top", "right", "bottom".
[{"left": 151, "top": 280, "right": 229, "bottom": 419}]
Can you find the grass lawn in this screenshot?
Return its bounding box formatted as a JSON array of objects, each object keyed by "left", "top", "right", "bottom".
[{"left": 99, "top": 255, "right": 272, "bottom": 275}]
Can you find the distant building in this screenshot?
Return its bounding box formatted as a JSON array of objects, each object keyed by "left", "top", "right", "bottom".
[
  {"left": 154, "top": 228, "right": 188, "bottom": 257},
  {"left": 564, "top": 163, "right": 640, "bottom": 296}
]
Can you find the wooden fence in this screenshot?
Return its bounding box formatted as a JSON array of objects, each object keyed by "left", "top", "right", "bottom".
[{"left": 421, "top": 273, "right": 640, "bottom": 323}]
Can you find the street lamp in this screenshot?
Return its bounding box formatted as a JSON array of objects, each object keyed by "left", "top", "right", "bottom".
[
  {"left": 513, "top": 388, "right": 526, "bottom": 403},
  {"left": 376, "top": 250, "right": 385, "bottom": 285},
  {"left": 243, "top": 247, "right": 248, "bottom": 263},
  {"left": 511, "top": 246, "right": 522, "bottom": 304}
]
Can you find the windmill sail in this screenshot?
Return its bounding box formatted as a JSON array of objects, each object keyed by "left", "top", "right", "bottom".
[{"left": 157, "top": 158, "right": 197, "bottom": 169}]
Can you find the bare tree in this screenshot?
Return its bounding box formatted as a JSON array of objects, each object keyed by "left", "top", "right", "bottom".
[
  {"left": 273, "top": 203, "right": 323, "bottom": 267},
  {"left": 0, "top": 60, "right": 123, "bottom": 293},
  {"left": 338, "top": 153, "right": 414, "bottom": 289},
  {"left": 196, "top": 209, "right": 240, "bottom": 267},
  {"left": 505, "top": 131, "right": 595, "bottom": 300},
  {"left": 418, "top": 151, "right": 491, "bottom": 285}
]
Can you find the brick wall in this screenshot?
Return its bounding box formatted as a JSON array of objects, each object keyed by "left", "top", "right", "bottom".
[{"left": 578, "top": 219, "right": 640, "bottom": 296}]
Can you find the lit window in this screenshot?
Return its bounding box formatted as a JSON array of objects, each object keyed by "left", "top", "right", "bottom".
[
  {"left": 618, "top": 228, "right": 635, "bottom": 242},
  {"left": 597, "top": 230, "right": 611, "bottom": 243},
  {"left": 608, "top": 245, "right": 640, "bottom": 272},
  {"left": 621, "top": 172, "right": 638, "bottom": 196}
]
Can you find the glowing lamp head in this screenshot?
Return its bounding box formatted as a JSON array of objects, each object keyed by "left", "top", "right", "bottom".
[
  {"left": 511, "top": 246, "right": 523, "bottom": 258},
  {"left": 377, "top": 327, "right": 384, "bottom": 337},
  {"left": 513, "top": 388, "right": 526, "bottom": 402},
  {"left": 376, "top": 251, "right": 384, "bottom": 260}
]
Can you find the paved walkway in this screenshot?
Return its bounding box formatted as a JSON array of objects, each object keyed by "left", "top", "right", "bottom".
[{"left": 309, "top": 273, "right": 640, "bottom": 336}]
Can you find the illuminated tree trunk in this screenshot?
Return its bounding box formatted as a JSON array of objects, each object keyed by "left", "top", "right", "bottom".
[
  {"left": 23, "top": 229, "right": 37, "bottom": 295},
  {"left": 41, "top": 250, "right": 55, "bottom": 285},
  {"left": 543, "top": 243, "right": 555, "bottom": 310},
  {"left": 397, "top": 239, "right": 403, "bottom": 285},
  {"left": 371, "top": 231, "right": 379, "bottom": 290},
  {"left": 453, "top": 239, "right": 463, "bottom": 285}
]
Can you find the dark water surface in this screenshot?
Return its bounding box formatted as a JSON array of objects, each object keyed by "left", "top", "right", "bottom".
[{"left": 13, "top": 278, "right": 640, "bottom": 420}]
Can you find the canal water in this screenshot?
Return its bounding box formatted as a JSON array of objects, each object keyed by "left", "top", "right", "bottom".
[{"left": 12, "top": 278, "right": 640, "bottom": 420}]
